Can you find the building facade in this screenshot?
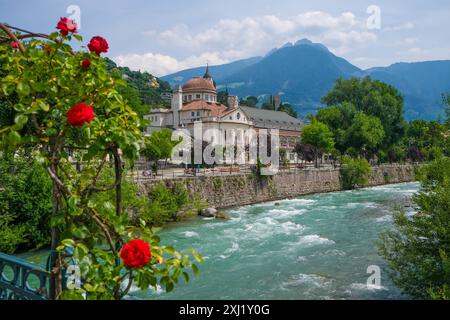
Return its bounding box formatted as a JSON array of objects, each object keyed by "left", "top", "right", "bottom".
[{"left": 144, "top": 67, "right": 304, "bottom": 163}]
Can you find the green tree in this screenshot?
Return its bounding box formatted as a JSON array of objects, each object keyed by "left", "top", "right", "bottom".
[
  {"left": 406, "top": 120, "right": 448, "bottom": 159},
  {"left": 104, "top": 58, "right": 171, "bottom": 110},
  {"left": 443, "top": 93, "right": 450, "bottom": 128},
  {"left": 343, "top": 112, "right": 385, "bottom": 158},
  {"left": 301, "top": 120, "right": 335, "bottom": 167},
  {"left": 315, "top": 102, "right": 356, "bottom": 154},
  {"left": 322, "top": 77, "right": 406, "bottom": 150},
  {"left": 240, "top": 96, "right": 258, "bottom": 108},
  {"left": 142, "top": 128, "right": 181, "bottom": 173},
  {"left": 262, "top": 95, "right": 275, "bottom": 110},
  {"left": 278, "top": 103, "right": 298, "bottom": 118},
  {"left": 379, "top": 157, "right": 450, "bottom": 299},
  {"left": 339, "top": 156, "right": 372, "bottom": 190},
  {"left": 118, "top": 84, "right": 148, "bottom": 118},
  {"left": 217, "top": 90, "right": 228, "bottom": 105}
]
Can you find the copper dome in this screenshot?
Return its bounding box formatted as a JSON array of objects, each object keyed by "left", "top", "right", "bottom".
[{"left": 182, "top": 77, "right": 216, "bottom": 93}]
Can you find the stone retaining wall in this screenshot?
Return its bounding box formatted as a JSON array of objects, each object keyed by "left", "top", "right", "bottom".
[{"left": 139, "top": 164, "right": 417, "bottom": 209}]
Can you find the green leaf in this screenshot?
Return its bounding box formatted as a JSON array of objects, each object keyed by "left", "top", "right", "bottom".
[
  {"left": 182, "top": 272, "right": 190, "bottom": 283},
  {"left": 76, "top": 243, "right": 89, "bottom": 255},
  {"left": 14, "top": 114, "right": 28, "bottom": 128},
  {"left": 191, "top": 249, "right": 203, "bottom": 263},
  {"left": 68, "top": 196, "right": 80, "bottom": 211},
  {"left": 151, "top": 235, "right": 161, "bottom": 244},
  {"left": 17, "top": 82, "right": 31, "bottom": 97},
  {"left": 83, "top": 144, "right": 100, "bottom": 161},
  {"left": 30, "top": 100, "right": 50, "bottom": 113},
  {"left": 38, "top": 101, "right": 50, "bottom": 112},
  {"left": 7, "top": 130, "right": 21, "bottom": 145},
  {"left": 73, "top": 34, "right": 83, "bottom": 42},
  {"left": 45, "top": 128, "right": 58, "bottom": 137},
  {"left": 83, "top": 283, "right": 95, "bottom": 292},
  {"left": 165, "top": 281, "right": 174, "bottom": 293},
  {"left": 192, "top": 264, "right": 199, "bottom": 276},
  {"left": 164, "top": 246, "right": 175, "bottom": 254},
  {"left": 61, "top": 239, "right": 76, "bottom": 247}
]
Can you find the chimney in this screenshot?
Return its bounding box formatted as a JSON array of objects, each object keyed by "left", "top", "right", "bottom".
[
  {"left": 227, "top": 95, "right": 239, "bottom": 109},
  {"left": 172, "top": 85, "right": 182, "bottom": 127},
  {"left": 273, "top": 95, "right": 281, "bottom": 110}
]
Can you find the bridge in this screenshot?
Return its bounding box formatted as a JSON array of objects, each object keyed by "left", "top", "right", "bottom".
[{"left": 0, "top": 252, "right": 50, "bottom": 300}]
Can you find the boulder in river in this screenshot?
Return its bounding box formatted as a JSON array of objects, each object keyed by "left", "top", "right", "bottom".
[
  {"left": 200, "top": 207, "right": 217, "bottom": 217},
  {"left": 215, "top": 213, "right": 230, "bottom": 220}
]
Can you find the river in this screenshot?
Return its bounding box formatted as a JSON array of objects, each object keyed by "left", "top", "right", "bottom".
[
  {"left": 130, "top": 182, "right": 420, "bottom": 300},
  {"left": 20, "top": 182, "right": 420, "bottom": 300}
]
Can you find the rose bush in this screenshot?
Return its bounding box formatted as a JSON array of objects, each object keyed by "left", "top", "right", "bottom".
[{"left": 0, "top": 20, "right": 201, "bottom": 300}]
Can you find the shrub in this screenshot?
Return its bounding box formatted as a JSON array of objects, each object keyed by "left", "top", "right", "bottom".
[
  {"left": 424, "top": 146, "right": 444, "bottom": 161},
  {"left": 378, "top": 157, "right": 450, "bottom": 299},
  {"left": 339, "top": 156, "right": 372, "bottom": 190},
  {"left": 91, "top": 167, "right": 152, "bottom": 223},
  {"left": 143, "top": 182, "right": 189, "bottom": 226},
  {"left": 0, "top": 155, "right": 52, "bottom": 252},
  {"left": 0, "top": 212, "right": 25, "bottom": 254}
]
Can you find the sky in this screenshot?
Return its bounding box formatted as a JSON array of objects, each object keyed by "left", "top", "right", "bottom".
[{"left": 1, "top": 0, "right": 450, "bottom": 76}]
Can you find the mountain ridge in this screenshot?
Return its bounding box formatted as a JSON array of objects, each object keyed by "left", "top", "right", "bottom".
[{"left": 160, "top": 39, "right": 450, "bottom": 120}]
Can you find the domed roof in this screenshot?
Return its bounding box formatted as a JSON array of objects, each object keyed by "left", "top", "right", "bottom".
[{"left": 182, "top": 77, "right": 216, "bottom": 93}]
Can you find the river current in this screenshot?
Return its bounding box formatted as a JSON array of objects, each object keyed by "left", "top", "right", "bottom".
[
  {"left": 133, "top": 182, "right": 420, "bottom": 300},
  {"left": 20, "top": 182, "right": 420, "bottom": 300}
]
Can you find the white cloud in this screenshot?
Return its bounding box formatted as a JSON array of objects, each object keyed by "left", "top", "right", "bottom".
[
  {"left": 116, "top": 11, "right": 377, "bottom": 76},
  {"left": 113, "top": 52, "right": 228, "bottom": 77},
  {"left": 392, "top": 37, "right": 419, "bottom": 46},
  {"left": 395, "top": 46, "right": 450, "bottom": 62},
  {"left": 383, "top": 22, "right": 415, "bottom": 32}
]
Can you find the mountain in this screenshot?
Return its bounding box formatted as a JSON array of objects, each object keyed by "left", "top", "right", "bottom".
[
  {"left": 161, "top": 40, "right": 450, "bottom": 120},
  {"left": 220, "top": 39, "right": 364, "bottom": 115},
  {"left": 366, "top": 61, "right": 450, "bottom": 120},
  {"left": 161, "top": 56, "right": 262, "bottom": 86}
]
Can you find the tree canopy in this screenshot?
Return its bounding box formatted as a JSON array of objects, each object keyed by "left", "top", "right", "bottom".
[
  {"left": 142, "top": 128, "right": 181, "bottom": 173},
  {"left": 301, "top": 120, "right": 335, "bottom": 166},
  {"left": 322, "top": 77, "right": 406, "bottom": 149}
]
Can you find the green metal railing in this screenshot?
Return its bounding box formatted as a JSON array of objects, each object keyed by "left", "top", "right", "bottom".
[{"left": 0, "top": 252, "right": 50, "bottom": 300}]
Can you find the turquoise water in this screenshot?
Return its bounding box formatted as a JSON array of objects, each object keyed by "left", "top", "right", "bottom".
[
  {"left": 18, "top": 182, "right": 420, "bottom": 300},
  {"left": 132, "top": 182, "right": 420, "bottom": 300}
]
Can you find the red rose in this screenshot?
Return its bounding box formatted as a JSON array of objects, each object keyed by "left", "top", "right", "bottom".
[
  {"left": 120, "top": 239, "right": 152, "bottom": 269},
  {"left": 66, "top": 102, "right": 95, "bottom": 127},
  {"left": 81, "top": 59, "right": 91, "bottom": 69},
  {"left": 88, "top": 36, "right": 109, "bottom": 56},
  {"left": 56, "top": 17, "right": 78, "bottom": 36},
  {"left": 11, "top": 42, "right": 19, "bottom": 49}
]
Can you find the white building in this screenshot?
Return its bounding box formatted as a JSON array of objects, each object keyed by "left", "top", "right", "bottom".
[{"left": 144, "top": 67, "right": 304, "bottom": 162}]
